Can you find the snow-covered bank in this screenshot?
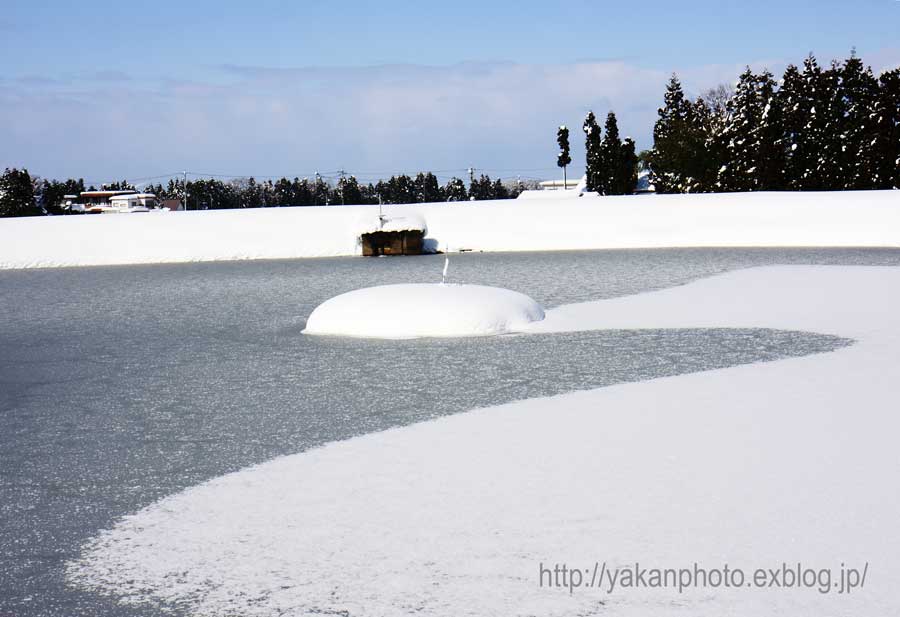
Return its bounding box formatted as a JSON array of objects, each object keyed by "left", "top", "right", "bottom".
[
  {"left": 3, "top": 190, "right": 900, "bottom": 269},
  {"left": 303, "top": 283, "right": 544, "bottom": 338},
  {"left": 68, "top": 265, "right": 900, "bottom": 616}
]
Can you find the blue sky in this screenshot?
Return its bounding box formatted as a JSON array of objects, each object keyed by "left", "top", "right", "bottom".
[{"left": 2, "top": 0, "right": 899, "bottom": 184}]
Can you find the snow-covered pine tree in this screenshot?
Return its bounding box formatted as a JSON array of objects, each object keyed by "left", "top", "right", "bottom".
[
  {"left": 582, "top": 111, "right": 603, "bottom": 192},
  {"left": 686, "top": 97, "right": 723, "bottom": 192},
  {"left": 718, "top": 68, "right": 772, "bottom": 191},
  {"left": 556, "top": 125, "right": 572, "bottom": 189},
  {"left": 815, "top": 60, "right": 849, "bottom": 190},
  {"left": 838, "top": 52, "right": 880, "bottom": 189},
  {"left": 649, "top": 74, "right": 702, "bottom": 193},
  {"left": 619, "top": 137, "right": 639, "bottom": 194},
  {"left": 800, "top": 54, "right": 832, "bottom": 190},
  {"left": 599, "top": 112, "right": 623, "bottom": 194},
  {"left": 443, "top": 177, "right": 468, "bottom": 202},
  {"left": 873, "top": 68, "right": 900, "bottom": 189},
  {"left": 756, "top": 71, "right": 786, "bottom": 190},
  {"left": 777, "top": 63, "right": 808, "bottom": 189}
]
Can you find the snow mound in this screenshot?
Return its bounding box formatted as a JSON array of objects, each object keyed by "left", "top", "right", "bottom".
[{"left": 303, "top": 283, "right": 544, "bottom": 339}]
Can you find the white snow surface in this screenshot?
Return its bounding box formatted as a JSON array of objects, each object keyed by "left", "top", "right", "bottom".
[
  {"left": 3, "top": 190, "right": 899, "bottom": 268},
  {"left": 303, "top": 283, "right": 544, "bottom": 338},
  {"left": 357, "top": 212, "right": 427, "bottom": 234},
  {"left": 68, "top": 265, "right": 900, "bottom": 616}
]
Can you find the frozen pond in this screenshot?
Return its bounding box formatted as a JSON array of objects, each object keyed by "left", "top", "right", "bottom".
[{"left": 2, "top": 248, "right": 899, "bottom": 616}]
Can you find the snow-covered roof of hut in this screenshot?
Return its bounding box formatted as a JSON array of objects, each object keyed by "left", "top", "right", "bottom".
[{"left": 359, "top": 213, "right": 427, "bottom": 235}]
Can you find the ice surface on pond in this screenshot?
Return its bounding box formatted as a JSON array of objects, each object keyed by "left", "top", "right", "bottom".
[
  {"left": 66, "top": 265, "right": 900, "bottom": 617},
  {"left": 2, "top": 248, "right": 900, "bottom": 615},
  {"left": 303, "top": 283, "right": 545, "bottom": 338}
]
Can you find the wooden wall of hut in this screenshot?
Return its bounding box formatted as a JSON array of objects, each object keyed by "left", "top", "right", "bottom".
[{"left": 361, "top": 230, "right": 424, "bottom": 256}]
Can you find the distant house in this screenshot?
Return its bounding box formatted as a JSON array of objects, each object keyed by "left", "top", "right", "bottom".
[
  {"left": 537, "top": 174, "right": 588, "bottom": 193},
  {"left": 78, "top": 190, "right": 139, "bottom": 213},
  {"left": 538, "top": 179, "right": 575, "bottom": 190},
  {"left": 360, "top": 214, "right": 426, "bottom": 256},
  {"left": 160, "top": 199, "right": 184, "bottom": 211},
  {"left": 108, "top": 193, "right": 158, "bottom": 211}
]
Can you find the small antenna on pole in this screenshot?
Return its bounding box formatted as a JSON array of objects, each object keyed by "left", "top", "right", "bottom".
[
  {"left": 441, "top": 249, "right": 450, "bottom": 285},
  {"left": 378, "top": 195, "right": 386, "bottom": 229}
]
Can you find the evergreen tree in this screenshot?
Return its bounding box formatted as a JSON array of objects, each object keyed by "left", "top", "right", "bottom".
[
  {"left": 800, "top": 54, "right": 828, "bottom": 190},
  {"left": 690, "top": 96, "right": 725, "bottom": 191},
  {"left": 293, "top": 178, "right": 313, "bottom": 206},
  {"left": 469, "top": 174, "right": 495, "bottom": 200},
  {"left": 599, "top": 112, "right": 623, "bottom": 194},
  {"left": 778, "top": 63, "right": 809, "bottom": 189},
  {"left": 38, "top": 179, "right": 69, "bottom": 214},
  {"left": 756, "top": 71, "right": 787, "bottom": 190},
  {"left": 556, "top": 125, "right": 572, "bottom": 189},
  {"left": 492, "top": 178, "right": 511, "bottom": 199},
  {"left": 387, "top": 174, "right": 415, "bottom": 204},
  {"left": 443, "top": 177, "right": 468, "bottom": 201},
  {"left": 359, "top": 182, "right": 379, "bottom": 205},
  {"left": 618, "top": 138, "right": 639, "bottom": 194},
  {"left": 649, "top": 75, "right": 707, "bottom": 192},
  {"left": 414, "top": 172, "right": 442, "bottom": 203},
  {"left": 817, "top": 60, "right": 847, "bottom": 190},
  {"left": 272, "top": 177, "right": 293, "bottom": 206},
  {"left": 338, "top": 175, "right": 364, "bottom": 205},
  {"left": 719, "top": 68, "right": 782, "bottom": 191},
  {"left": 244, "top": 177, "right": 263, "bottom": 208},
  {"left": 582, "top": 111, "right": 603, "bottom": 192},
  {"left": 873, "top": 68, "right": 900, "bottom": 189},
  {"left": 0, "top": 168, "right": 38, "bottom": 217},
  {"left": 838, "top": 53, "right": 880, "bottom": 189},
  {"left": 312, "top": 175, "right": 329, "bottom": 205}
]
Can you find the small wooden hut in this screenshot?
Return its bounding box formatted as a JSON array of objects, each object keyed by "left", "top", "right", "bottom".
[{"left": 360, "top": 214, "right": 427, "bottom": 256}]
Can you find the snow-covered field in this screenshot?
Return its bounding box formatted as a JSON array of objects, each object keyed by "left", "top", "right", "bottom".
[
  {"left": 68, "top": 265, "right": 900, "bottom": 616},
  {"left": 2, "top": 190, "right": 899, "bottom": 269}
]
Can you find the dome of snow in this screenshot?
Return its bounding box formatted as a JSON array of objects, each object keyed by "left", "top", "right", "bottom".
[{"left": 303, "top": 283, "right": 545, "bottom": 339}]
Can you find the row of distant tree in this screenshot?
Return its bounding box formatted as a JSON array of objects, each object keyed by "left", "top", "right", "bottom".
[
  {"left": 0, "top": 170, "right": 536, "bottom": 217},
  {"left": 143, "top": 172, "right": 526, "bottom": 210},
  {"left": 556, "top": 111, "right": 639, "bottom": 195},
  {"left": 647, "top": 51, "right": 900, "bottom": 193}
]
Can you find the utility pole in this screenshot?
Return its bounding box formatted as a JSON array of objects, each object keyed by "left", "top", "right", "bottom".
[
  {"left": 467, "top": 167, "right": 476, "bottom": 201},
  {"left": 339, "top": 168, "right": 346, "bottom": 205},
  {"left": 314, "top": 171, "right": 321, "bottom": 206},
  {"left": 182, "top": 171, "right": 188, "bottom": 211}
]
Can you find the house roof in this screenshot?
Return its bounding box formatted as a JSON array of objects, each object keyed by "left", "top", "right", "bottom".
[
  {"left": 109, "top": 193, "right": 157, "bottom": 201},
  {"left": 80, "top": 190, "right": 137, "bottom": 198}
]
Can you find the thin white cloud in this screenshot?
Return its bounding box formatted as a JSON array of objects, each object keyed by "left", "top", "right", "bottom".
[{"left": 3, "top": 51, "right": 899, "bottom": 181}]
